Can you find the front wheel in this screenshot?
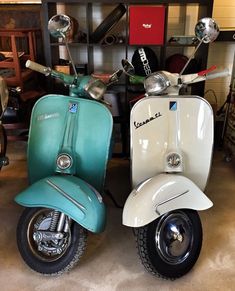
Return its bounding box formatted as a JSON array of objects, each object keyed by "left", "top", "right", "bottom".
[
  {"left": 17, "top": 207, "right": 87, "bottom": 275},
  {"left": 136, "top": 209, "right": 202, "bottom": 280}
]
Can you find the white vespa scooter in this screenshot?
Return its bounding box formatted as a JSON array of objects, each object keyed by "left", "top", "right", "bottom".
[{"left": 122, "top": 18, "right": 230, "bottom": 279}]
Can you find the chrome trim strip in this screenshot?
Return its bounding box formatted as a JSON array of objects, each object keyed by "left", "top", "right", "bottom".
[
  {"left": 82, "top": 180, "right": 103, "bottom": 203},
  {"left": 46, "top": 179, "right": 86, "bottom": 211},
  {"left": 155, "top": 190, "right": 189, "bottom": 215}
]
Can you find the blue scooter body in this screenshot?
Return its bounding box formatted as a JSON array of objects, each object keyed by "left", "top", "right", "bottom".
[{"left": 15, "top": 94, "right": 113, "bottom": 233}]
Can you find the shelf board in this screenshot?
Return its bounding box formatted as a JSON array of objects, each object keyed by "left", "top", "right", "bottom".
[
  {"left": 50, "top": 42, "right": 199, "bottom": 48},
  {"left": 43, "top": 0, "right": 212, "bottom": 4},
  {"left": 50, "top": 42, "right": 87, "bottom": 47},
  {"left": 167, "top": 43, "right": 197, "bottom": 47}
]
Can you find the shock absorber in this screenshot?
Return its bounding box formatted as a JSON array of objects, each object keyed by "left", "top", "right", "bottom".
[{"left": 49, "top": 210, "right": 60, "bottom": 231}]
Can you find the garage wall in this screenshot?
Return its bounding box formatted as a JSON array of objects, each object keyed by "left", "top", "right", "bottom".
[
  {"left": 205, "top": 0, "right": 235, "bottom": 108},
  {"left": 212, "top": 0, "right": 235, "bottom": 28}
]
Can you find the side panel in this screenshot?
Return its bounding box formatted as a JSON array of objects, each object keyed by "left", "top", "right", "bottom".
[
  {"left": 122, "top": 174, "right": 213, "bottom": 228},
  {"left": 131, "top": 96, "right": 214, "bottom": 190},
  {"left": 15, "top": 175, "right": 106, "bottom": 233},
  {"left": 28, "top": 94, "right": 113, "bottom": 193}
]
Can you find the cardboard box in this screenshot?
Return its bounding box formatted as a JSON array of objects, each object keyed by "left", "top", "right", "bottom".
[
  {"left": 129, "top": 6, "right": 165, "bottom": 45},
  {"left": 54, "top": 65, "right": 70, "bottom": 74}
]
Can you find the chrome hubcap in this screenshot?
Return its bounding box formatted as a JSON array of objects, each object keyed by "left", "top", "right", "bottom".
[
  {"left": 155, "top": 211, "right": 193, "bottom": 265},
  {"left": 27, "top": 209, "right": 71, "bottom": 262}
]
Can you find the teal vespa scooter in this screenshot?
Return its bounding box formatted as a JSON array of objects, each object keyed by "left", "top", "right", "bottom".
[{"left": 14, "top": 14, "right": 122, "bottom": 275}]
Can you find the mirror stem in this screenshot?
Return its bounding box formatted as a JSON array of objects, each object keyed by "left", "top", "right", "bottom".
[
  {"left": 179, "top": 38, "right": 204, "bottom": 77},
  {"left": 64, "top": 39, "right": 78, "bottom": 78}
]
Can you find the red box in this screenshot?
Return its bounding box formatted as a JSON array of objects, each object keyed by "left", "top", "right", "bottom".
[{"left": 129, "top": 6, "right": 165, "bottom": 45}]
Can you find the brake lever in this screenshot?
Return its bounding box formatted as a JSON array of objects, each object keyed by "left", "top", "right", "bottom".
[
  {"left": 107, "top": 69, "right": 123, "bottom": 85},
  {"left": 197, "top": 65, "right": 217, "bottom": 76}
]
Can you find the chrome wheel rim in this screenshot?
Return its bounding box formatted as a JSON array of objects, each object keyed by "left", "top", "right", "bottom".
[
  {"left": 155, "top": 211, "right": 193, "bottom": 265},
  {"left": 27, "top": 209, "right": 71, "bottom": 262}
]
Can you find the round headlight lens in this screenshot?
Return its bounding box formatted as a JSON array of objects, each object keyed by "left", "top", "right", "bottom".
[
  {"left": 56, "top": 154, "right": 72, "bottom": 170},
  {"left": 144, "top": 72, "right": 170, "bottom": 95},
  {"left": 166, "top": 153, "right": 181, "bottom": 168}
]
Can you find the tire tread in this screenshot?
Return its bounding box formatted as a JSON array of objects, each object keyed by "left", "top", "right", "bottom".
[
  {"left": 17, "top": 207, "right": 88, "bottom": 276},
  {"left": 136, "top": 227, "right": 166, "bottom": 279},
  {"left": 42, "top": 226, "right": 87, "bottom": 276},
  {"left": 135, "top": 210, "right": 202, "bottom": 280}
]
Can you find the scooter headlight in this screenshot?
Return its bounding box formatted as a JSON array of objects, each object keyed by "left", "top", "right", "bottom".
[
  {"left": 144, "top": 72, "right": 170, "bottom": 95},
  {"left": 56, "top": 153, "right": 72, "bottom": 170},
  {"left": 84, "top": 78, "right": 106, "bottom": 100},
  {"left": 166, "top": 153, "right": 181, "bottom": 168}
]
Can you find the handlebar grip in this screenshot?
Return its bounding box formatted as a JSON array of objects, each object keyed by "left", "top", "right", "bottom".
[
  {"left": 26, "top": 60, "right": 50, "bottom": 75},
  {"left": 206, "top": 69, "right": 230, "bottom": 80}
]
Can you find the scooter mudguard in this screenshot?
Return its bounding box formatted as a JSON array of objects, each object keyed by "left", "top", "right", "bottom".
[
  {"left": 15, "top": 175, "right": 106, "bottom": 233},
  {"left": 122, "top": 173, "right": 213, "bottom": 228}
]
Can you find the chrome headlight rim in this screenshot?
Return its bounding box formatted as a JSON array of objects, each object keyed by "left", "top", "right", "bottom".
[
  {"left": 56, "top": 153, "right": 73, "bottom": 170},
  {"left": 84, "top": 78, "right": 106, "bottom": 100},
  {"left": 166, "top": 152, "right": 182, "bottom": 169},
  {"left": 144, "top": 71, "right": 170, "bottom": 95}
]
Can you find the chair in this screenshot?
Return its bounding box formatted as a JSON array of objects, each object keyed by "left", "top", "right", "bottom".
[{"left": 0, "top": 28, "right": 44, "bottom": 140}]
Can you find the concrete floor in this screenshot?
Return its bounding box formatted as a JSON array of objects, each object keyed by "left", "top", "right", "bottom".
[{"left": 0, "top": 141, "right": 235, "bottom": 291}]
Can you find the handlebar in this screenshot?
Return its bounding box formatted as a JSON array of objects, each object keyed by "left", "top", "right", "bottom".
[
  {"left": 206, "top": 69, "right": 230, "bottom": 80},
  {"left": 26, "top": 60, "right": 122, "bottom": 102},
  {"left": 26, "top": 60, "right": 122, "bottom": 87},
  {"left": 181, "top": 68, "right": 230, "bottom": 85},
  {"left": 26, "top": 60, "right": 51, "bottom": 75},
  {"left": 26, "top": 60, "right": 75, "bottom": 85}
]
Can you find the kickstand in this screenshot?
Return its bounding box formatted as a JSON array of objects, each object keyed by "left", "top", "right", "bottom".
[{"left": 105, "top": 189, "right": 123, "bottom": 209}]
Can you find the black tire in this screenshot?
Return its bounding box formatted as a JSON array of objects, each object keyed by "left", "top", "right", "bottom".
[
  {"left": 16, "top": 207, "right": 87, "bottom": 275},
  {"left": 0, "top": 124, "right": 7, "bottom": 170},
  {"left": 136, "top": 209, "right": 202, "bottom": 280},
  {"left": 90, "top": 4, "right": 126, "bottom": 43}
]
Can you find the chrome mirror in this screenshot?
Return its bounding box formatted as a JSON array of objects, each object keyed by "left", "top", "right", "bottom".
[
  {"left": 48, "top": 14, "right": 72, "bottom": 39},
  {"left": 179, "top": 17, "right": 219, "bottom": 76},
  {"left": 195, "top": 17, "right": 219, "bottom": 43},
  {"left": 48, "top": 14, "right": 78, "bottom": 77}
]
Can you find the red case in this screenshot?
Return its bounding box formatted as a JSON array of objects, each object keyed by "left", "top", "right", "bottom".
[{"left": 129, "top": 6, "right": 165, "bottom": 45}]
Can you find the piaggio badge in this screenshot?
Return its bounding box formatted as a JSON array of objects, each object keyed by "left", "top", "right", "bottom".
[
  {"left": 69, "top": 103, "right": 78, "bottom": 113},
  {"left": 169, "top": 101, "right": 177, "bottom": 111}
]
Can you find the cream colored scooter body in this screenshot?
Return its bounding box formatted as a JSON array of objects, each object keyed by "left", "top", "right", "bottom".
[{"left": 123, "top": 95, "right": 214, "bottom": 227}]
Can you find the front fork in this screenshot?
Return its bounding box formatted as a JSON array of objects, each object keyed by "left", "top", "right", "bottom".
[
  {"left": 33, "top": 210, "right": 72, "bottom": 250},
  {"left": 50, "top": 210, "right": 71, "bottom": 232}
]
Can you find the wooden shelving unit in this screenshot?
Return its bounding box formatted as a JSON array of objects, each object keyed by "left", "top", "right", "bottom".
[
  {"left": 41, "top": 0, "right": 213, "bottom": 92},
  {"left": 41, "top": 0, "right": 214, "bottom": 155}
]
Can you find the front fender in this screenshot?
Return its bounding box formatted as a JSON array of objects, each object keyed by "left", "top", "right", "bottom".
[
  {"left": 15, "top": 175, "right": 106, "bottom": 233},
  {"left": 123, "top": 174, "right": 213, "bottom": 227}
]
